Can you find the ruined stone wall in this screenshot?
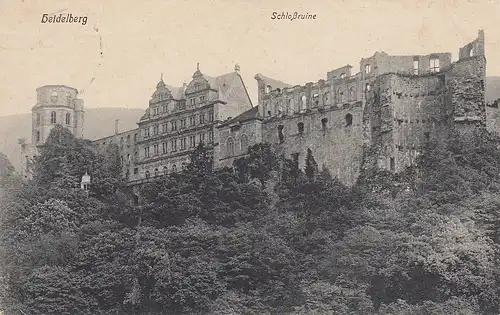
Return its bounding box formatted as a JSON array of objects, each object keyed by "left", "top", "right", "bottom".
[
  {"left": 216, "top": 119, "right": 263, "bottom": 168},
  {"left": 486, "top": 105, "right": 500, "bottom": 135},
  {"left": 261, "top": 104, "right": 364, "bottom": 186}
]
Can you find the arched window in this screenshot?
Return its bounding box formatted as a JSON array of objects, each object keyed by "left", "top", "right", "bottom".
[
  {"left": 65, "top": 113, "right": 71, "bottom": 125},
  {"left": 172, "top": 164, "right": 177, "bottom": 173},
  {"left": 336, "top": 88, "right": 344, "bottom": 104},
  {"left": 36, "top": 113, "right": 41, "bottom": 126},
  {"left": 345, "top": 113, "right": 353, "bottom": 126},
  {"left": 226, "top": 137, "right": 235, "bottom": 156},
  {"left": 154, "top": 168, "right": 159, "bottom": 177},
  {"left": 145, "top": 170, "right": 150, "bottom": 179},
  {"left": 240, "top": 134, "right": 249, "bottom": 152},
  {"left": 365, "top": 64, "right": 371, "bottom": 74},
  {"left": 50, "top": 111, "right": 57, "bottom": 124},
  {"left": 297, "top": 122, "right": 304, "bottom": 135},
  {"left": 301, "top": 95, "right": 307, "bottom": 110},
  {"left": 321, "top": 118, "right": 328, "bottom": 130},
  {"left": 163, "top": 166, "right": 168, "bottom": 175},
  {"left": 323, "top": 92, "right": 330, "bottom": 106},
  {"left": 349, "top": 87, "right": 356, "bottom": 101}
]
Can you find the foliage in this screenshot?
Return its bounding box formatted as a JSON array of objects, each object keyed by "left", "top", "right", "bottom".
[{"left": 2, "top": 127, "right": 500, "bottom": 314}]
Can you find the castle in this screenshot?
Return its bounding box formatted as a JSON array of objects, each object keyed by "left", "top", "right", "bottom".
[{"left": 21, "top": 30, "right": 495, "bottom": 187}]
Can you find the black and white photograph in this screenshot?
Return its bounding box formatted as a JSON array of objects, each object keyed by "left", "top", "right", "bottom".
[{"left": 1, "top": 0, "right": 500, "bottom": 314}]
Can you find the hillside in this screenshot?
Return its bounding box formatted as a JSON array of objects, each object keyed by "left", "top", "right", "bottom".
[{"left": 0, "top": 107, "right": 144, "bottom": 171}]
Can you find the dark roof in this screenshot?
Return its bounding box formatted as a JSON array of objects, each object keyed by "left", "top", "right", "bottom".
[{"left": 219, "top": 106, "right": 261, "bottom": 127}]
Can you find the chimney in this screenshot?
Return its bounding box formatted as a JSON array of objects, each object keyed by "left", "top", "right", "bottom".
[{"left": 115, "top": 119, "right": 119, "bottom": 135}]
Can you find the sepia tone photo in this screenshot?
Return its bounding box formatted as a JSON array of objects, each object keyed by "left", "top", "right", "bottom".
[{"left": 1, "top": 0, "right": 500, "bottom": 314}]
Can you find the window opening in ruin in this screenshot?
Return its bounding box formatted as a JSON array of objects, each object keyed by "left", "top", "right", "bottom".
[
  {"left": 345, "top": 113, "right": 353, "bottom": 126},
  {"left": 365, "top": 64, "right": 371, "bottom": 74},
  {"left": 413, "top": 60, "right": 419, "bottom": 75},
  {"left": 163, "top": 166, "right": 168, "bottom": 175},
  {"left": 240, "top": 134, "right": 249, "bottom": 151},
  {"left": 366, "top": 83, "right": 371, "bottom": 92},
  {"left": 390, "top": 157, "right": 395, "bottom": 171},
  {"left": 278, "top": 125, "right": 285, "bottom": 144},
  {"left": 172, "top": 164, "right": 177, "bottom": 173},
  {"left": 226, "top": 137, "right": 235, "bottom": 156},
  {"left": 134, "top": 168, "right": 138, "bottom": 175},
  {"left": 145, "top": 170, "right": 150, "bottom": 179},
  {"left": 321, "top": 118, "right": 328, "bottom": 131},
  {"left": 265, "top": 85, "right": 272, "bottom": 93},
  {"left": 297, "top": 122, "right": 304, "bottom": 135},
  {"left": 268, "top": 110, "right": 272, "bottom": 117},
  {"left": 154, "top": 168, "right": 159, "bottom": 177},
  {"left": 301, "top": 95, "right": 307, "bottom": 110},
  {"left": 340, "top": 73, "right": 346, "bottom": 79},
  {"left": 430, "top": 58, "right": 440, "bottom": 73}
]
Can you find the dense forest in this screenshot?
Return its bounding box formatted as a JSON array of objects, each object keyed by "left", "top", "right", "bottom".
[{"left": 1, "top": 124, "right": 500, "bottom": 314}]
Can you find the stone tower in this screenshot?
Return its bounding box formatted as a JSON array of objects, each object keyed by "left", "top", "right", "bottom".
[
  {"left": 31, "top": 85, "right": 84, "bottom": 144},
  {"left": 21, "top": 85, "right": 84, "bottom": 179}
]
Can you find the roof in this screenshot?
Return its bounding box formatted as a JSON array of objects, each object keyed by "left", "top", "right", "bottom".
[
  {"left": 219, "top": 106, "right": 261, "bottom": 127},
  {"left": 36, "top": 85, "right": 78, "bottom": 92},
  {"left": 254, "top": 73, "right": 293, "bottom": 89}
]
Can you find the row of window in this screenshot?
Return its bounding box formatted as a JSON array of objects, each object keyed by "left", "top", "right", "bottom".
[
  {"left": 274, "top": 114, "right": 353, "bottom": 143},
  {"left": 152, "top": 95, "right": 209, "bottom": 116},
  {"left": 144, "top": 131, "right": 214, "bottom": 158},
  {"left": 36, "top": 112, "right": 72, "bottom": 126},
  {"left": 144, "top": 110, "right": 215, "bottom": 138}
]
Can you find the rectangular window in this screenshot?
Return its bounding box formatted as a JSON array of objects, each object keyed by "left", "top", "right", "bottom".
[
  {"left": 190, "top": 98, "right": 195, "bottom": 106},
  {"left": 189, "top": 116, "right": 195, "bottom": 126},
  {"left": 413, "top": 60, "right": 419, "bottom": 75},
  {"left": 144, "top": 128, "right": 150, "bottom": 138},
  {"left": 153, "top": 144, "right": 159, "bottom": 155},
  {"left": 430, "top": 58, "right": 440, "bottom": 73},
  {"left": 171, "top": 140, "right": 177, "bottom": 152},
  {"left": 153, "top": 125, "right": 159, "bottom": 135},
  {"left": 180, "top": 138, "right": 186, "bottom": 150},
  {"left": 200, "top": 95, "right": 205, "bottom": 103},
  {"left": 171, "top": 121, "right": 177, "bottom": 131},
  {"left": 162, "top": 124, "right": 168, "bottom": 133},
  {"left": 199, "top": 113, "right": 205, "bottom": 124},
  {"left": 153, "top": 107, "right": 159, "bottom": 116},
  {"left": 133, "top": 168, "right": 138, "bottom": 175},
  {"left": 199, "top": 133, "right": 205, "bottom": 143},
  {"left": 134, "top": 133, "right": 138, "bottom": 143},
  {"left": 181, "top": 119, "right": 186, "bottom": 128},
  {"left": 208, "top": 130, "right": 214, "bottom": 143},
  {"left": 189, "top": 135, "right": 195, "bottom": 148},
  {"left": 162, "top": 142, "right": 167, "bottom": 154},
  {"left": 144, "top": 147, "right": 150, "bottom": 158},
  {"left": 209, "top": 110, "right": 214, "bottom": 122}
]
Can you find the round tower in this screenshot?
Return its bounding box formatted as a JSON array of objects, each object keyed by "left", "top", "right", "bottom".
[{"left": 31, "top": 85, "right": 85, "bottom": 144}]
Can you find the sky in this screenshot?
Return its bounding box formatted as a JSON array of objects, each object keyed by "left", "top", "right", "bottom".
[{"left": 0, "top": 0, "right": 499, "bottom": 117}]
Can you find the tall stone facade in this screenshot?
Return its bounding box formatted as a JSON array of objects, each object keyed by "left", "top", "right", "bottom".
[
  {"left": 20, "top": 85, "right": 85, "bottom": 179},
  {"left": 23, "top": 30, "right": 496, "bottom": 187}
]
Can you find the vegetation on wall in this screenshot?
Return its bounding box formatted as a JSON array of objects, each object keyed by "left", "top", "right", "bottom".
[{"left": 1, "top": 125, "right": 500, "bottom": 314}]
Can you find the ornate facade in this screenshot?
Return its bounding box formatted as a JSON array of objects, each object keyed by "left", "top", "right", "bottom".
[{"left": 22, "top": 30, "right": 495, "bottom": 187}]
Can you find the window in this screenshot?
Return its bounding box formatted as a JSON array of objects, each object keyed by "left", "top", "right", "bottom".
[
  {"left": 189, "top": 116, "right": 195, "bottom": 126},
  {"left": 199, "top": 133, "right": 206, "bottom": 143},
  {"left": 240, "top": 134, "right": 249, "bottom": 151},
  {"left": 153, "top": 107, "right": 159, "bottom": 116},
  {"left": 171, "top": 121, "right": 177, "bottom": 131},
  {"left": 189, "top": 135, "right": 195, "bottom": 148},
  {"left": 162, "top": 124, "right": 168, "bottom": 133},
  {"left": 153, "top": 144, "right": 159, "bottom": 155},
  {"left": 265, "top": 85, "right": 271, "bottom": 93},
  {"left": 200, "top": 95, "right": 205, "bottom": 103},
  {"left": 163, "top": 166, "right": 168, "bottom": 175},
  {"left": 134, "top": 152, "right": 138, "bottom": 162},
  {"left": 172, "top": 164, "right": 177, "bottom": 173},
  {"left": 162, "top": 105, "right": 167, "bottom": 113},
  {"left": 430, "top": 57, "right": 440, "bottom": 73},
  {"left": 340, "top": 73, "right": 346, "bottom": 79},
  {"left": 365, "top": 64, "right": 371, "bottom": 74},
  {"left": 144, "top": 128, "right": 150, "bottom": 138},
  {"left": 209, "top": 110, "right": 214, "bottom": 122},
  {"left": 336, "top": 88, "right": 344, "bottom": 104},
  {"left": 208, "top": 130, "right": 214, "bottom": 143},
  {"left": 162, "top": 142, "right": 167, "bottom": 154},
  {"left": 321, "top": 118, "right": 328, "bottom": 130},
  {"left": 278, "top": 125, "right": 284, "bottom": 144},
  {"left": 134, "top": 133, "right": 138, "bottom": 143},
  {"left": 226, "top": 138, "right": 235, "bottom": 156},
  {"left": 180, "top": 138, "right": 186, "bottom": 150},
  {"left": 301, "top": 95, "right": 307, "bottom": 110},
  {"left": 366, "top": 83, "right": 371, "bottom": 92},
  {"left": 154, "top": 168, "right": 159, "bottom": 177},
  {"left": 413, "top": 59, "right": 419, "bottom": 75},
  {"left": 190, "top": 98, "right": 195, "bottom": 106},
  {"left": 50, "top": 111, "right": 57, "bottom": 124},
  {"left": 144, "top": 146, "right": 150, "bottom": 158},
  {"left": 36, "top": 113, "right": 41, "bottom": 126},
  {"left": 199, "top": 113, "right": 205, "bottom": 124},
  {"left": 153, "top": 125, "right": 159, "bottom": 135},
  {"left": 345, "top": 113, "right": 353, "bottom": 126},
  {"left": 51, "top": 91, "right": 58, "bottom": 102},
  {"left": 180, "top": 119, "right": 186, "bottom": 128},
  {"left": 36, "top": 131, "right": 40, "bottom": 142},
  {"left": 127, "top": 154, "right": 130, "bottom": 163},
  {"left": 133, "top": 168, "right": 138, "bottom": 175},
  {"left": 349, "top": 87, "right": 356, "bottom": 101},
  {"left": 297, "top": 122, "right": 304, "bottom": 135},
  {"left": 145, "top": 170, "right": 150, "bottom": 179},
  {"left": 171, "top": 139, "right": 177, "bottom": 152},
  {"left": 127, "top": 135, "right": 131, "bottom": 144},
  {"left": 390, "top": 157, "right": 395, "bottom": 171},
  {"left": 323, "top": 93, "right": 330, "bottom": 106}
]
